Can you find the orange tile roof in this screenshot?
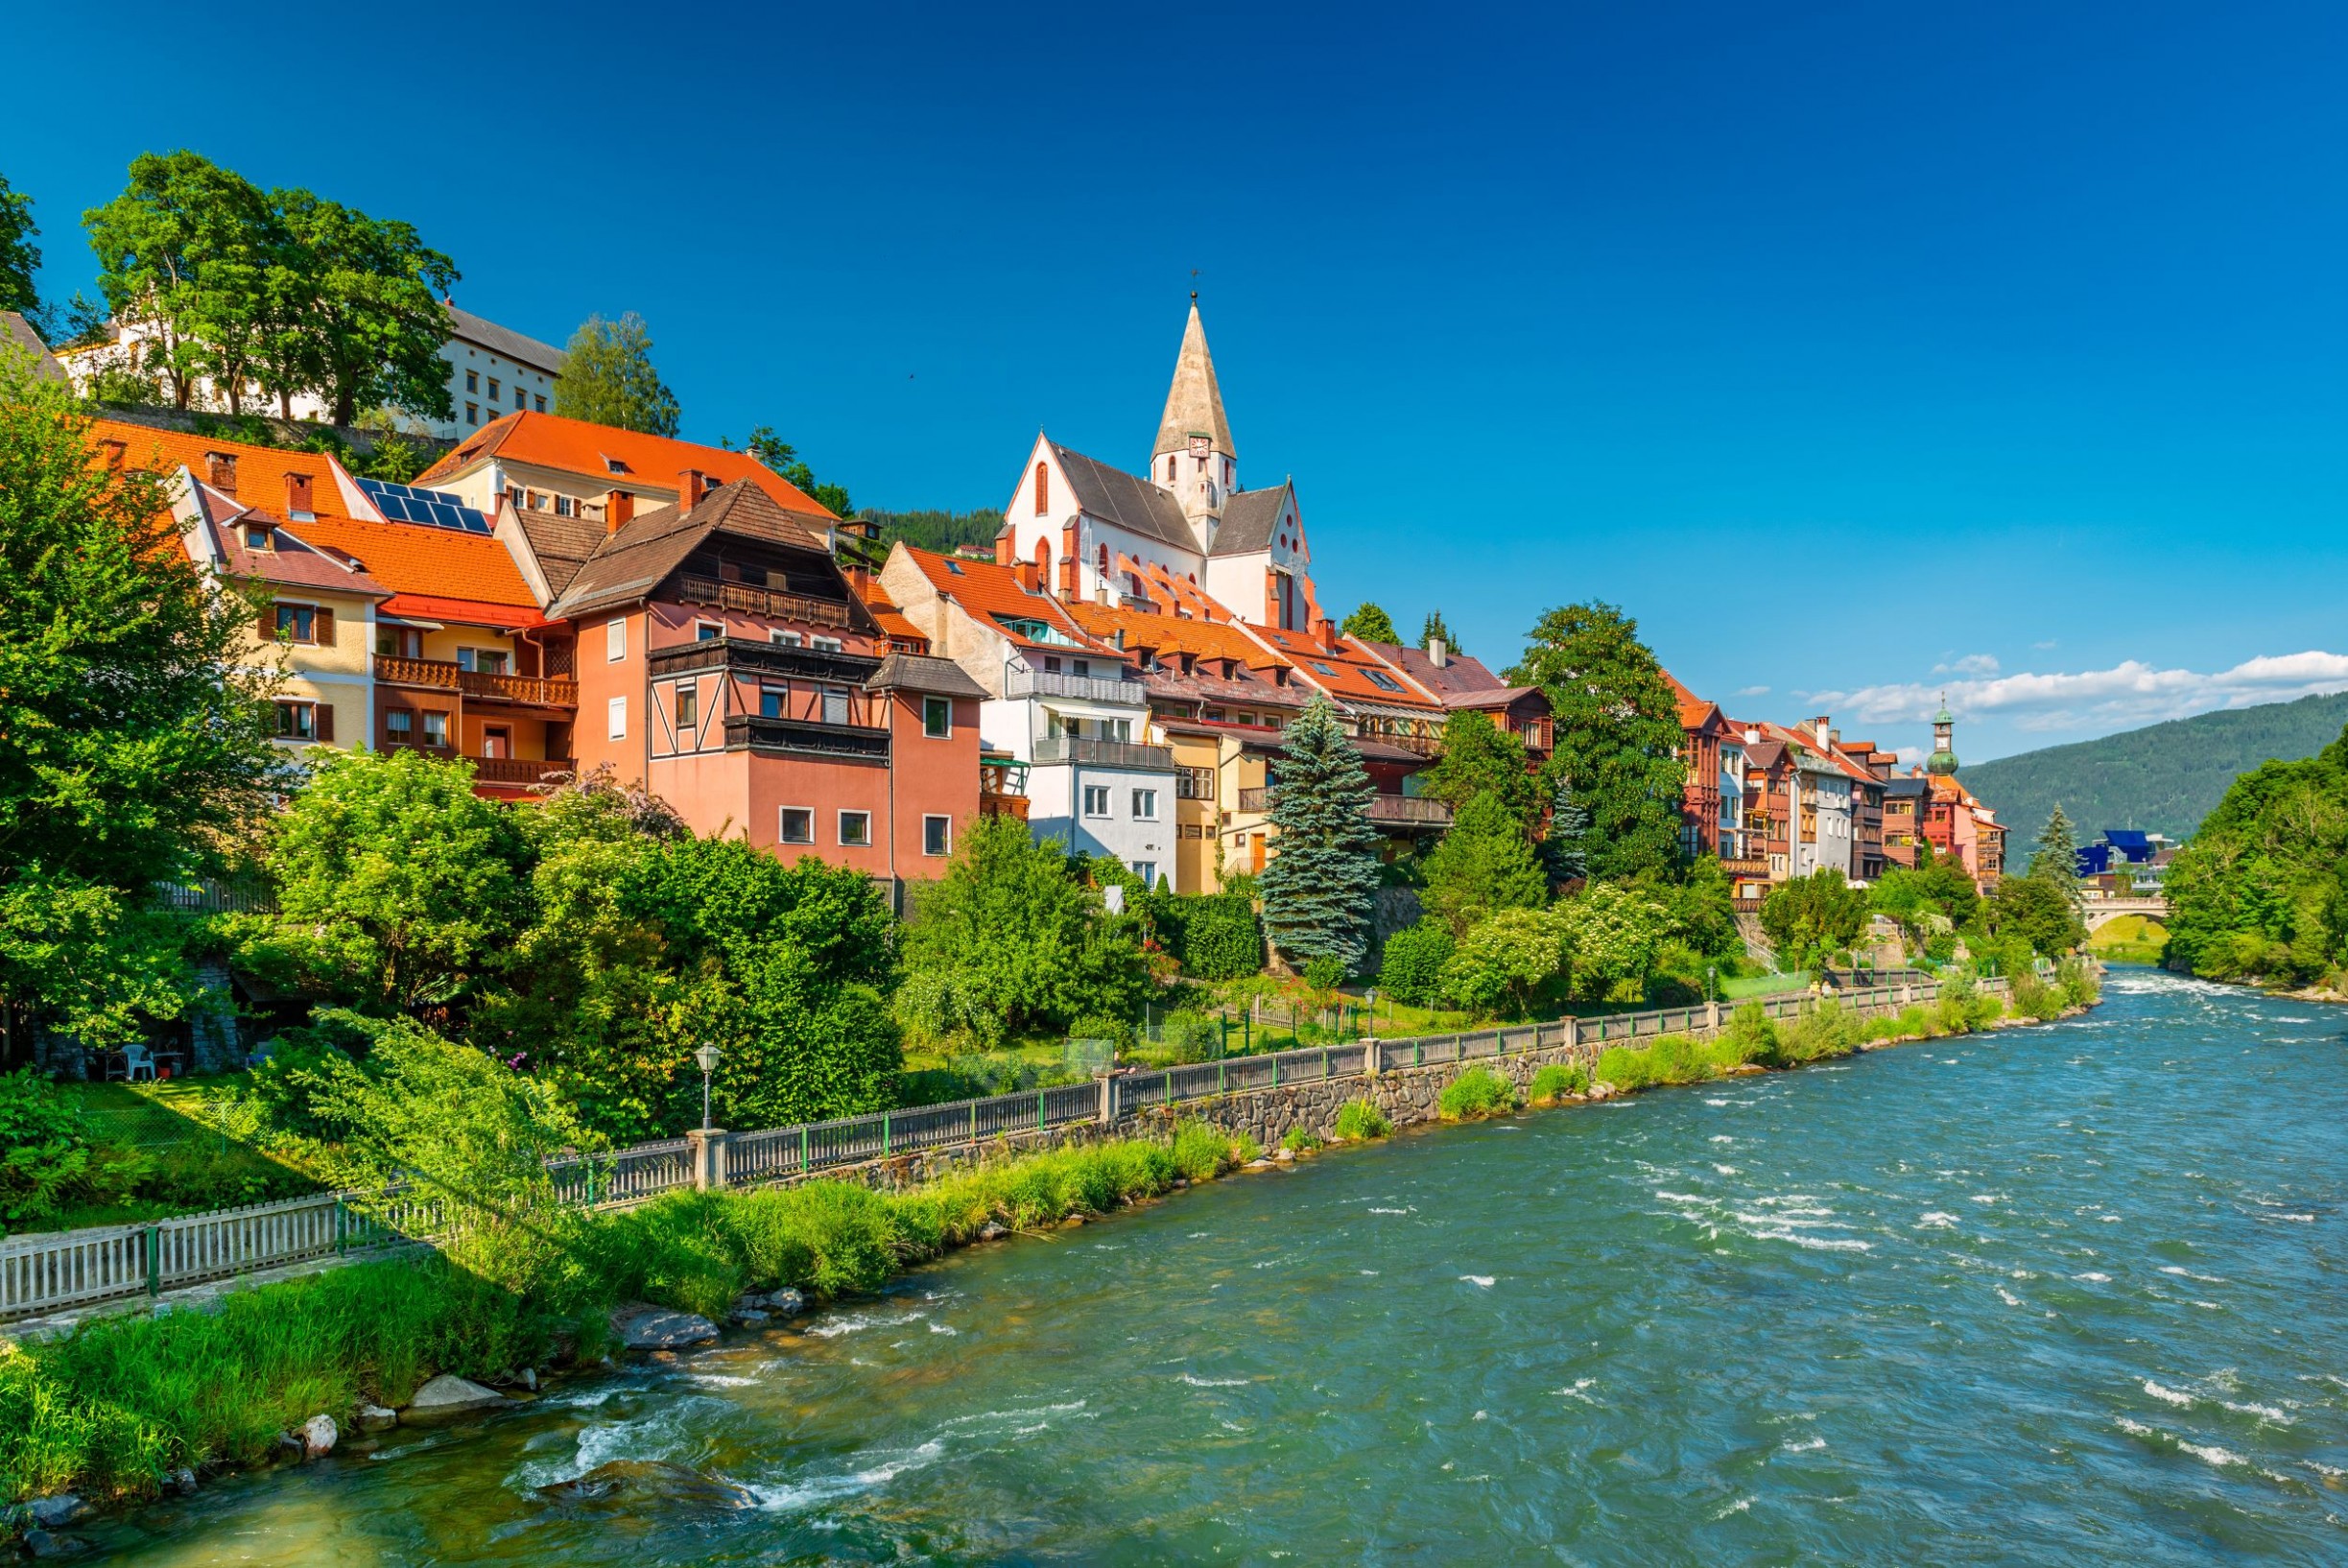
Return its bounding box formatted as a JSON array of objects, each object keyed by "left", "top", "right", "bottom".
[
  {"left": 287, "top": 513, "right": 541, "bottom": 623},
  {"left": 1662, "top": 670, "right": 1720, "bottom": 731},
  {"left": 899, "top": 547, "right": 1123, "bottom": 657},
  {"left": 1247, "top": 624, "right": 1443, "bottom": 710},
  {"left": 1063, "top": 598, "right": 1285, "bottom": 669},
  {"left": 857, "top": 576, "right": 928, "bottom": 648},
  {"left": 417, "top": 411, "right": 834, "bottom": 519},
  {"left": 89, "top": 418, "right": 360, "bottom": 519}
]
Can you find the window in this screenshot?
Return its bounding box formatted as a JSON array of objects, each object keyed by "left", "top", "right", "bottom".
[
  {"left": 1083, "top": 785, "right": 1111, "bottom": 818},
  {"left": 534, "top": 394, "right": 547, "bottom": 413},
  {"left": 487, "top": 377, "right": 500, "bottom": 400},
  {"left": 923, "top": 816, "right": 951, "bottom": 856},
  {"left": 481, "top": 725, "right": 510, "bottom": 759},
  {"left": 1073, "top": 659, "right": 1090, "bottom": 677},
  {"left": 771, "top": 630, "right": 803, "bottom": 647},
  {"left": 385, "top": 709, "right": 413, "bottom": 741},
  {"left": 760, "top": 687, "right": 785, "bottom": 719},
  {"left": 922, "top": 696, "right": 952, "bottom": 738},
  {"left": 1364, "top": 669, "right": 1405, "bottom": 693},
  {"left": 1176, "top": 766, "right": 1215, "bottom": 798},
  {"left": 465, "top": 403, "right": 478, "bottom": 425},
  {"left": 1044, "top": 656, "right": 1061, "bottom": 674},
  {"left": 675, "top": 684, "right": 698, "bottom": 729},
  {"left": 554, "top": 494, "right": 576, "bottom": 518},
  {"left": 607, "top": 696, "right": 627, "bottom": 740},
  {"left": 273, "top": 701, "right": 316, "bottom": 740},
  {"left": 838, "top": 810, "right": 872, "bottom": 847},
  {"left": 513, "top": 384, "right": 526, "bottom": 406},
  {"left": 245, "top": 524, "right": 271, "bottom": 550},
  {"left": 1166, "top": 455, "right": 1175, "bottom": 482},
  {"left": 1311, "top": 661, "right": 1339, "bottom": 677},
  {"left": 465, "top": 369, "right": 478, "bottom": 392},
  {"left": 1205, "top": 707, "right": 1225, "bottom": 723},
  {"left": 820, "top": 687, "right": 849, "bottom": 725},
  {"left": 605, "top": 619, "right": 626, "bottom": 661},
  {"left": 456, "top": 647, "right": 510, "bottom": 675},
  {"left": 812, "top": 635, "right": 843, "bottom": 653},
  {"left": 694, "top": 621, "right": 723, "bottom": 642},
  {"left": 274, "top": 605, "right": 319, "bottom": 643},
  {"left": 1033, "top": 462, "right": 1049, "bottom": 514},
  {"left": 1131, "top": 788, "right": 1158, "bottom": 820},
  {"left": 1132, "top": 862, "right": 1157, "bottom": 888},
  {"left": 422, "top": 711, "right": 448, "bottom": 747},
  {"left": 779, "top": 807, "right": 814, "bottom": 843}
]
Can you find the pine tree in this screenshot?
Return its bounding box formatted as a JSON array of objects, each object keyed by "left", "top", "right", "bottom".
[
  {"left": 1419, "top": 610, "right": 1460, "bottom": 655},
  {"left": 1258, "top": 697, "right": 1384, "bottom": 973},
  {"left": 2029, "top": 803, "right": 2082, "bottom": 904},
  {"left": 1340, "top": 602, "right": 1399, "bottom": 644},
  {"left": 1542, "top": 770, "right": 1595, "bottom": 887}
]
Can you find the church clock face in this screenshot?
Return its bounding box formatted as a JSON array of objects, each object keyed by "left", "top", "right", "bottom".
[{"left": 1188, "top": 436, "right": 1211, "bottom": 458}]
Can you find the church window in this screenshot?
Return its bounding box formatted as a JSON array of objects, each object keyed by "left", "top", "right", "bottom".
[
  {"left": 1034, "top": 463, "right": 1049, "bottom": 515},
  {"left": 1166, "top": 455, "right": 1175, "bottom": 482},
  {"left": 1098, "top": 543, "right": 1109, "bottom": 575}
]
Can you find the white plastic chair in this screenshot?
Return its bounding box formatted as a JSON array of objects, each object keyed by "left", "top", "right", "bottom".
[{"left": 122, "top": 1043, "right": 157, "bottom": 1082}]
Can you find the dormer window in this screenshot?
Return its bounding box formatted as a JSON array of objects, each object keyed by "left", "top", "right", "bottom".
[
  {"left": 603, "top": 455, "right": 631, "bottom": 475},
  {"left": 244, "top": 524, "right": 272, "bottom": 551}
]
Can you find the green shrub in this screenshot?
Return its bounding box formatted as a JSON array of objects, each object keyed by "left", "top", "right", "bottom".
[
  {"left": 1179, "top": 894, "right": 1264, "bottom": 981},
  {"left": 1594, "top": 1044, "right": 1649, "bottom": 1092},
  {"left": 2008, "top": 970, "right": 2067, "bottom": 1022},
  {"left": 1437, "top": 1065, "right": 1517, "bottom": 1120},
  {"left": 1280, "top": 1126, "right": 1322, "bottom": 1154},
  {"left": 1068, "top": 1013, "right": 1135, "bottom": 1051},
  {"left": 1170, "top": 1119, "right": 1233, "bottom": 1180},
  {"left": 1528, "top": 1062, "right": 1587, "bottom": 1104},
  {"left": 1720, "top": 1003, "right": 1776, "bottom": 1062},
  {"left": 1302, "top": 954, "right": 1346, "bottom": 992},
  {"left": 2056, "top": 957, "right": 2102, "bottom": 1009},
  {"left": 1230, "top": 1129, "right": 1266, "bottom": 1164},
  {"left": 1159, "top": 1010, "right": 1225, "bottom": 1063},
  {"left": 1376, "top": 920, "right": 1455, "bottom": 1006},
  {"left": 1772, "top": 1000, "right": 1862, "bottom": 1064},
  {"left": 1331, "top": 1098, "right": 1391, "bottom": 1140},
  {"left": 0, "top": 1072, "right": 148, "bottom": 1228}
]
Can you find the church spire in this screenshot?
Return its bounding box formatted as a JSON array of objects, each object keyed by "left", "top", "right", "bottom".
[{"left": 1152, "top": 297, "right": 1236, "bottom": 463}]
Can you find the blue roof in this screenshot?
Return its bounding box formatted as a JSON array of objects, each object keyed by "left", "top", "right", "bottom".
[{"left": 2103, "top": 829, "right": 2152, "bottom": 851}]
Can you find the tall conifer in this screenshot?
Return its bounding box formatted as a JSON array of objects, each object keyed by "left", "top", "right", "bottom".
[{"left": 1259, "top": 697, "right": 1383, "bottom": 973}]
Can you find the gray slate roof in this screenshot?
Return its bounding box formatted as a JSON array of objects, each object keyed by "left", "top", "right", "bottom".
[
  {"left": 0, "top": 312, "right": 67, "bottom": 383},
  {"left": 447, "top": 306, "right": 566, "bottom": 378},
  {"left": 864, "top": 653, "right": 987, "bottom": 700},
  {"left": 511, "top": 508, "right": 607, "bottom": 597},
  {"left": 1048, "top": 441, "right": 1198, "bottom": 552},
  {"left": 549, "top": 481, "right": 841, "bottom": 620},
  {"left": 1212, "top": 484, "right": 1290, "bottom": 557}
]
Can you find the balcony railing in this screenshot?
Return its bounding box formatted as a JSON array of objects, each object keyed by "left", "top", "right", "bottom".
[
  {"left": 373, "top": 655, "right": 577, "bottom": 707},
  {"left": 383, "top": 740, "right": 574, "bottom": 787},
  {"left": 723, "top": 712, "right": 890, "bottom": 762},
  {"left": 1719, "top": 857, "right": 1769, "bottom": 877},
  {"left": 1235, "top": 786, "right": 1452, "bottom": 827},
  {"left": 1005, "top": 669, "right": 1148, "bottom": 704},
  {"left": 649, "top": 637, "right": 881, "bottom": 685},
  {"left": 674, "top": 574, "right": 852, "bottom": 629},
  {"left": 1032, "top": 736, "right": 1174, "bottom": 770}
]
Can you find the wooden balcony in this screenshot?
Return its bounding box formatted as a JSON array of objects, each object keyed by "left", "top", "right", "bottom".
[
  {"left": 723, "top": 712, "right": 890, "bottom": 762},
  {"left": 1236, "top": 786, "right": 1452, "bottom": 828},
  {"left": 382, "top": 740, "right": 574, "bottom": 788},
  {"left": 374, "top": 654, "right": 577, "bottom": 708},
  {"left": 674, "top": 574, "right": 852, "bottom": 629},
  {"left": 980, "top": 791, "right": 1030, "bottom": 820},
  {"left": 650, "top": 637, "right": 881, "bottom": 685}
]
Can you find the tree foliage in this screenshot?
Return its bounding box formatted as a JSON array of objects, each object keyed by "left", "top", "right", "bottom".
[
  {"left": 1507, "top": 602, "right": 1687, "bottom": 881},
  {"left": 1170, "top": 893, "right": 1263, "bottom": 981},
  {"left": 1421, "top": 791, "right": 1548, "bottom": 936},
  {"left": 1541, "top": 769, "right": 1595, "bottom": 888},
  {"left": 556, "top": 312, "right": 679, "bottom": 436},
  {"left": 898, "top": 814, "right": 1149, "bottom": 1048},
  {"left": 2028, "top": 803, "right": 2080, "bottom": 900},
  {"left": 1340, "top": 603, "right": 1399, "bottom": 644},
  {"left": 1980, "top": 874, "right": 2086, "bottom": 961},
  {"left": 2162, "top": 728, "right": 2348, "bottom": 986},
  {"left": 731, "top": 426, "right": 850, "bottom": 517},
  {"left": 1419, "top": 610, "right": 1461, "bottom": 654},
  {"left": 1257, "top": 698, "right": 1385, "bottom": 974},
  {"left": 1442, "top": 908, "right": 1568, "bottom": 1017},
  {"left": 1553, "top": 881, "right": 1670, "bottom": 1002},
  {"left": 0, "top": 170, "right": 38, "bottom": 318},
  {"left": 1419, "top": 710, "right": 1536, "bottom": 825},
  {"left": 1375, "top": 918, "right": 1455, "bottom": 1006},
  {"left": 1758, "top": 868, "right": 1869, "bottom": 971},
  {"left": 0, "top": 350, "right": 279, "bottom": 1054}
]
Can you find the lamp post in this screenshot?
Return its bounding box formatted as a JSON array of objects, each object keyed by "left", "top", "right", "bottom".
[
  {"left": 1706, "top": 966, "right": 1717, "bottom": 1006},
  {"left": 694, "top": 1043, "right": 722, "bottom": 1131}
]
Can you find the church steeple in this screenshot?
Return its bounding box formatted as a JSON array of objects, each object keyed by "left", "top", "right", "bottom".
[
  {"left": 1926, "top": 696, "right": 1961, "bottom": 775},
  {"left": 1151, "top": 297, "right": 1236, "bottom": 524}
]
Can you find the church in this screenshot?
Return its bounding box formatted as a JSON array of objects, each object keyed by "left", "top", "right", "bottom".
[{"left": 996, "top": 301, "right": 1325, "bottom": 631}]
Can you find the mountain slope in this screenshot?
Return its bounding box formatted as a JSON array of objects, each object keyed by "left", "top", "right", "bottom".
[{"left": 1961, "top": 691, "right": 2348, "bottom": 841}]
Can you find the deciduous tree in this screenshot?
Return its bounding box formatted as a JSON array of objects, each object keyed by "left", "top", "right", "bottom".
[
  {"left": 1506, "top": 601, "right": 1687, "bottom": 881},
  {"left": 1419, "top": 710, "right": 1537, "bottom": 826},
  {"left": 271, "top": 191, "right": 457, "bottom": 425},
  {"left": 1553, "top": 881, "right": 1669, "bottom": 1001},
  {"left": 557, "top": 312, "right": 680, "bottom": 436},
  {"left": 1982, "top": 873, "right": 2088, "bottom": 962},
  {"left": 0, "top": 170, "right": 39, "bottom": 318},
  {"left": 1258, "top": 698, "right": 1385, "bottom": 974},
  {"left": 1421, "top": 791, "right": 1548, "bottom": 935},
  {"left": 1441, "top": 907, "right": 1568, "bottom": 1017},
  {"left": 729, "top": 426, "right": 851, "bottom": 516},
  {"left": 1757, "top": 868, "right": 1869, "bottom": 972},
  {"left": 1340, "top": 602, "right": 1398, "bottom": 644}
]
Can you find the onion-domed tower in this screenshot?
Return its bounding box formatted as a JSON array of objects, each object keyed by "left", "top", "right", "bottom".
[{"left": 1925, "top": 698, "right": 1961, "bottom": 776}]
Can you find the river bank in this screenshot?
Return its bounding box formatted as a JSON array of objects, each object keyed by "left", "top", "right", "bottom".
[{"left": 3, "top": 977, "right": 2088, "bottom": 1548}]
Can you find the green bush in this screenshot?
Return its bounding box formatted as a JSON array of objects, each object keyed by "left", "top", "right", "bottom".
[
  {"left": 1528, "top": 1062, "right": 1587, "bottom": 1103},
  {"left": 1376, "top": 919, "right": 1455, "bottom": 1006},
  {"left": 1170, "top": 1119, "right": 1234, "bottom": 1180},
  {"left": 1178, "top": 894, "right": 1264, "bottom": 981},
  {"left": 1230, "top": 1129, "right": 1266, "bottom": 1164},
  {"left": 1332, "top": 1098, "right": 1391, "bottom": 1141},
  {"left": 1437, "top": 1065, "right": 1517, "bottom": 1120},
  {"left": 1280, "top": 1126, "right": 1322, "bottom": 1154},
  {"left": 1302, "top": 954, "right": 1346, "bottom": 992},
  {"left": 2008, "top": 970, "right": 2067, "bottom": 1022},
  {"left": 1067, "top": 1013, "right": 1134, "bottom": 1052},
  {"left": 1159, "top": 1010, "right": 1225, "bottom": 1063},
  {"left": 1720, "top": 1003, "right": 1776, "bottom": 1062},
  {"left": 1771, "top": 1000, "right": 1862, "bottom": 1064},
  {"left": 2056, "top": 957, "right": 2102, "bottom": 1009}
]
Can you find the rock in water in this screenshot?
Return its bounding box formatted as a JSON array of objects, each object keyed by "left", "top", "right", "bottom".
[
  {"left": 21, "top": 1527, "right": 90, "bottom": 1558},
  {"left": 354, "top": 1403, "right": 397, "bottom": 1432},
  {"left": 767, "top": 1287, "right": 806, "bottom": 1317},
  {"left": 404, "top": 1374, "right": 509, "bottom": 1417},
  {"left": 298, "top": 1413, "right": 338, "bottom": 1459},
  {"left": 535, "top": 1461, "right": 752, "bottom": 1510},
  {"left": 609, "top": 1303, "right": 722, "bottom": 1350},
  {"left": 25, "top": 1496, "right": 83, "bottom": 1528},
  {"left": 976, "top": 1222, "right": 1008, "bottom": 1242}
]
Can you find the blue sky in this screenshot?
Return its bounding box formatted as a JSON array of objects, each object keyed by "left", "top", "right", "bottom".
[{"left": 8, "top": 1, "right": 2345, "bottom": 763}]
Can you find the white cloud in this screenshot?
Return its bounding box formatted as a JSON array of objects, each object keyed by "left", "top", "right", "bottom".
[
  {"left": 1805, "top": 651, "right": 2348, "bottom": 732},
  {"left": 1892, "top": 745, "right": 1923, "bottom": 766},
  {"left": 1933, "top": 653, "right": 2001, "bottom": 677},
  {"left": 1734, "top": 684, "right": 1770, "bottom": 697},
  {"left": 2032, "top": 639, "right": 2058, "bottom": 652}
]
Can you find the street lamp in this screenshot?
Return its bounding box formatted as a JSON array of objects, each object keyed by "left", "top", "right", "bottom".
[
  {"left": 1706, "top": 965, "right": 1717, "bottom": 1006},
  {"left": 694, "top": 1043, "right": 723, "bottom": 1130}
]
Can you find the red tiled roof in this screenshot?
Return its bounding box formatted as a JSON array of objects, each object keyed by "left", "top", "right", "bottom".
[
  {"left": 417, "top": 410, "right": 835, "bottom": 519},
  {"left": 89, "top": 418, "right": 360, "bottom": 520},
  {"left": 857, "top": 576, "right": 928, "bottom": 648},
  {"left": 286, "top": 513, "right": 539, "bottom": 615},
  {"left": 900, "top": 546, "right": 1123, "bottom": 657},
  {"left": 1246, "top": 625, "right": 1443, "bottom": 710},
  {"left": 1662, "top": 670, "right": 1720, "bottom": 732}
]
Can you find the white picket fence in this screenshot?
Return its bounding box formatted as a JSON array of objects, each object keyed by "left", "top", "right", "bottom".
[{"left": 0, "top": 973, "right": 2007, "bottom": 1323}]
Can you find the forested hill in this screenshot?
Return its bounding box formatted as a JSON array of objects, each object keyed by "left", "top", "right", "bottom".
[
  {"left": 1962, "top": 691, "right": 2348, "bottom": 841},
  {"left": 865, "top": 508, "right": 1005, "bottom": 557}
]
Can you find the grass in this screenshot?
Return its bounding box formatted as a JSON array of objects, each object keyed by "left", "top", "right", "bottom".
[
  {"left": 1527, "top": 1062, "right": 1588, "bottom": 1105},
  {"left": 1718, "top": 970, "right": 1814, "bottom": 1001},
  {"left": 2, "top": 1120, "right": 1270, "bottom": 1509},
  {"left": 1437, "top": 1066, "right": 1517, "bottom": 1121},
  {"left": 2090, "top": 915, "right": 2169, "bottom": 966},
  {"left": 1331, "top": 1099, "right": 1391, "bottom": 1142},
  {"left": 16, "top": 1075, "right": 316, "bottom": 1236}
]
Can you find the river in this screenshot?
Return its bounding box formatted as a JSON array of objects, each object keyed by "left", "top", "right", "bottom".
[{"left": 78, "top": 969, "right": 2348, "bottom": 1563}]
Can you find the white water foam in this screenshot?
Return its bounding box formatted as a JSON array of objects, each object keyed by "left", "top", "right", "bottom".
[
  {"left": 1782, "top": 1437, "right": 1827, "bottom": 1453},
  {"left": 1461, "top": 1274, "right": 1496, "bottom": 1288},
  {"left": 2160, "top": 1266, "right": 2228, "bottom": 1285},
  {"left": 1179, "top": 1373, "right": 1251, "bottom": 1388},
  {"left": 746, "top": 1438, "right": 947, "bottom": 1511},
  {"left": 2075, "top": 1271, "right": 2112, "bottom": 1283},
  {"left": 2145, "top": 1380, "right": 2195, "bottom": 1409},
  {"left": 805, "top": 1309, "right": 926, "bottom": 1340},
  {"left": 1917, "top": 1212, "right": 1960, "bottom": 1228},
  {"left": 1368, "top": 1207, "right": 1414, "bottom": 1215}
]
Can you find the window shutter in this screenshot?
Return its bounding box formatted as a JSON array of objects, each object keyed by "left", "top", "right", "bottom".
[
  {"left": 316, "top": 703, "right": 336, "bottom": 743},
  {"left": 259, "top": 606, "right": 277, "bottom": 639},
  {"left": 314, "top": 606, "right": 335, "bottom": 644}
]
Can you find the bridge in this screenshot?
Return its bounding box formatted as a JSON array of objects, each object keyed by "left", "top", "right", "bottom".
[{"left": 2082, "top": 896, "right": 2167, "bottom": 931}]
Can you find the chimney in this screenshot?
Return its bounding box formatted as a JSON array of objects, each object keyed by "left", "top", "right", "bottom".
[
  {"left": 1112, "top": 628, "right": 1126, "bottom": 650},
  {"left": 1828, "top": 726, "right": 1840, "bottom": 747},
  {"left": 1744, "top": 726, "right": 1760, "bottom": 745},
  {"left": 1429, "top": 637, "right": 1448, "bottom": 669},
  {"left": 99, "top": 438, "right": 126, "bottom": 469},
  {"left": 677, "top": 469, "right": 709, "bottom": 511},
  {"left": 605, "top": 488, "right": 634, "bottom": 534},
  {"left": 204, "top": 451, "right": 237, "bottom": 494},
  {"left": 1314, "top": 616, "right": 1339, "bottom": 651},
  {"left": 994, "top": 532, "right": 1014, "bottom": 566},
  {"left": 284, "top": 471, "right": 315, "bottom": 517},
  {"left": 1015, "top": 559, "right": 1041, "bottom": 593},
  {"left": 845, "top": 563, "right": 870, "bottom": 594}
]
